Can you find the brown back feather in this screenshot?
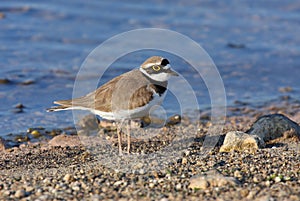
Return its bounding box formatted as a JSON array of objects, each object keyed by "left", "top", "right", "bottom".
[{"left": 53, "top": 69, "right": 168, "bottom": 113}]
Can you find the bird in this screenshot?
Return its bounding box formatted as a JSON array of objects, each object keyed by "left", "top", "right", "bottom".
[{"left": 47, "top": 56, "right": 179, "bottom": 155}]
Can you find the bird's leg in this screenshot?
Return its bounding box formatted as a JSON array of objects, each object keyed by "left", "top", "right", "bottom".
[
  {"left": 126, "top": 119, "right": 131, "bottom": 154},
  {"left": 117, "top": 122, "right": 123, "bottom": 156}
]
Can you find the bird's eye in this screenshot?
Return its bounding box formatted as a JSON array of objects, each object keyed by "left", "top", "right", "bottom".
[{"left": 152, "top": 65, "right": 160, "bottom": 71}]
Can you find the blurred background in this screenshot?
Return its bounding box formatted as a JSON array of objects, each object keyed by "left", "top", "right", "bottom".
[{"left": 0, "top": 0, "right": 299, "bottom": 136}]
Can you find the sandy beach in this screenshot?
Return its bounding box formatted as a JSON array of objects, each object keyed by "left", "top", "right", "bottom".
[{"left": 0, "top": 101, "right": 299, "bottom": 201}]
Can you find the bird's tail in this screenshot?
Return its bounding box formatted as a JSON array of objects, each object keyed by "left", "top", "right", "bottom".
[
  {"left": 47, "top": 100, "right": 73, "bottom": 112},
  {"left": 47, "top": 105, "right": 71, "bottom": 112}
]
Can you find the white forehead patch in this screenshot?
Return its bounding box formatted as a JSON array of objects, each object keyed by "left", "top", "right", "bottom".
[
  {"left": 163, "top": 64, "right": 171, "bottom": 70},
  {"left": 142, "top": 62, "right": 160, "bottom": 68}
]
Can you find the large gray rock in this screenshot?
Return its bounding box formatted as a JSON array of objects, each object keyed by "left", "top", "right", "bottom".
[
  {"left": 247, "top": 114, "right": 300, "bottom": 142},
  {"left": 220, "top": 131, "right": 265, "bottom": 153}
]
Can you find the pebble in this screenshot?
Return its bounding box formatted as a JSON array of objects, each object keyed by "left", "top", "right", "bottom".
[
  {"left": 253, "top": 176, "right": 259, "bottom": 183},
  {"left": 20, "top": 79, "right": 35, "bottom": 85},
  {"left": 149, "top": 183, "right": 155, "bottom": 188},
  {"left": 14, "top": 103, "right": 25, "bottom": 109},
  {"left": 0, "top": 78, "right": 10, "bottom": 84},
  {"left": 31, "top": 130, "right": 41, "bottom": 138},
  {"left": 278, "top": 86, "right": 293, "bottom": 93},
  {"left": 189, "top": 169, "right": 238, "bottom": 190},
  {"left": 114, "top": 181, "right": 122, "bottom": 186},
  {"left": 175, "top": 183, "right": 182, "bottom": 190},
  {"left": 63, "top": 174, "right": 73, "bottom": 182},
  {"left": 14, "top": 189, "right": 26, "bottom": 198},
  {"left": 233, "top": 170, "right": 242, "bottom": 179},
  {"left": 181, "top": 157, "right": 188, "bottom": 165},
  {"left": 274, "top": 176, "right": 281, "bottom": 183},
  {"left": 0, "top": 111, "right": 299, "bottom": 200},
  {"left": 219, "top": 131, "right": 265, "bottom": 153},
  {"left": 48, "top": 134, "right": 82, "bottom": 147}
]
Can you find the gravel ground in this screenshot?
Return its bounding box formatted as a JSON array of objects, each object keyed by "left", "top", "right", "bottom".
[{"left": 0, "top": 101, "right": 299, "bottom": 201}]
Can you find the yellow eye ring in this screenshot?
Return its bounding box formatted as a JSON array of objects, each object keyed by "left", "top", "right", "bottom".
[{"left": 152, "top": 65, "right": 160, "bottom": 71}]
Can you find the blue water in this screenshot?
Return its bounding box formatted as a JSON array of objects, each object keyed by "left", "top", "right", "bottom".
[{"left": 0, "top": 0, "right": 300, "bottom": 136}]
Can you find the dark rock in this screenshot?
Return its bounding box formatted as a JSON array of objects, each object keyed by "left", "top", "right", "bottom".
[
  {"left": 247, "top": 114, "right": 300, "bottom": 142},
  {"left": 0, "top": 78, "right": 11, "bottom": 84},
  {"left": 14, "top": 103, "right": 25, "bottom": 109},
  {"left": 227, "top": 43, "right": 246, "bottom": 49}
]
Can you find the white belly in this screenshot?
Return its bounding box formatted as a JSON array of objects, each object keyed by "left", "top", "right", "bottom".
[{"left": 93, "top": 92, "right": 166, "bottom": 120}]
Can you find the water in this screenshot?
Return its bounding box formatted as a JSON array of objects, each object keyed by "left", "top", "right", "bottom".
[{"left": 0, "top": 0, "right": 300, "bottom": 136}]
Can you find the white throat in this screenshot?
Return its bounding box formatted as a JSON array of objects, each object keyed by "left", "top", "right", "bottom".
[{"left": 139, "top": 67, "right": 171, "bottom": 82}]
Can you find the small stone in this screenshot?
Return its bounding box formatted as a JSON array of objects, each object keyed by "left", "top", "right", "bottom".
[
  {"left": 114, "top": 181, "right": 122, "bottom": 186},
  {"left": 72, "top": 185, "right": 80, "bottom": 191},
  {"left": 4, "top": 190, "right": 10, "bottom": 196},
  {"left": 0, "top": 13, "right": 5, "bottom": 19},
  {"left": 48, "top": 134, "right": 82, "bottom": 147},
  {"left": 182, "top": 157, "right": 188, "bottom": 165},
  {"left": 149, "top": 183, "right": 155, "bottom": 188},
  {"left": 190, "top": 179, "right": 209, "bottom": 190},
  {"left": 14, "top": 103, "right": 25, "bottom": 109},
  {"left": 20, "top": 79, "right": 35, "bottom": 85},
  {"left": 234, "top": 170, "right": 242, "bottom": 178},
  {"left": 0, "top": 78, "right": 10, "bottom": 84},
  {"left": 189, "top": 169, "right": 238, "bottom": 190},
  {"left": 227, "top": 43, "right": 246, "bottom": 49},
  {"left": 279, "top": 86, "right": 292, "bottom": 93},
  {"left": 274, "top": 176, "right": 281, "bottom": 183},
  {"left": 15, "top": 189, "right": 26, "bottom": 198},
  {"left": 14, "top": 135, "right": 29, "bottom": 142},
  {"left": 253, "top": 176, "right": 259, "bottom": 183},
  {"left": 25, "top": 186, "right": 34, "bottom": 192},
  {"left": 265, "top": 180, "right": 271, "bottom": 187},
  {"left": 43, "top": 177, "right": 51, "bottom": 184},
  {"left": 166, "top": 114, "right": 181, "bottom": 126},
  {"left": 220, "top": 131, "right": 265, "bottom": 153},
  {"left": 175, "top": 183, "right": 182, "bottom": 190},
  {"left": 99, "top": 120, "right": 116, "bottom": 130},
  {"left": 31, "top": 130, "right": 41, "bottom": 138},
  {"left": 139, "top": 169, "right": 145, "bottom": 175},
  {"left": 240, "top": 189, "right": 249, "bottom": 197},
  {"left": 36, "top": 188, "right": 43, "bottom": 196},
  {"left": 63, "top": 174, "right": 73, "bottom": 182},
  {"left": 247, "top": 191, "right": 257, "bottom": 200}
]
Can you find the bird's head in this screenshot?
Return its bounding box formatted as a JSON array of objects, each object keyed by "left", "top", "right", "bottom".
[{"left": 139, "top": 56, "right": 178, "bottom": 82}]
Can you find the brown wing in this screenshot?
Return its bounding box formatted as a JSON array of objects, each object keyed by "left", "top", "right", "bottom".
[
  {"left": 95, "top": 70, "right": 155, "bottom": 112},
  {"left": 51, "top": 70, "right": 165, "bottom": 113},
  {"left": 52, "top": 72, "right": 125, "bottom": 111}
]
